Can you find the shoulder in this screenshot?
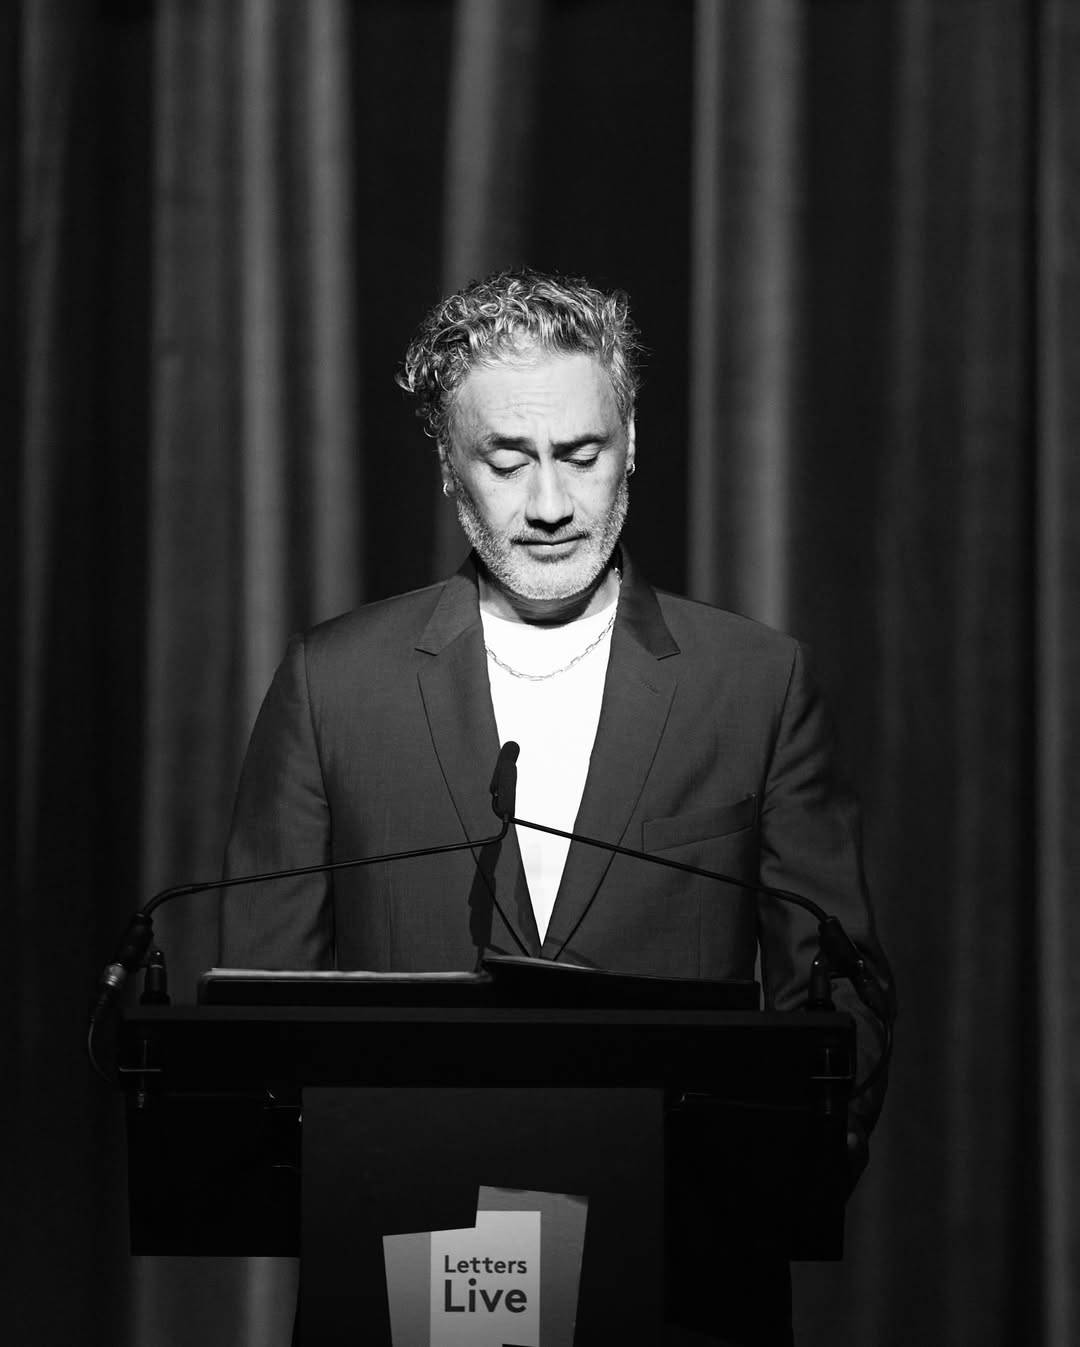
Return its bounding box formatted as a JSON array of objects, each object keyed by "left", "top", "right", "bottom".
[
  {"left": 643, "top": 587, "right": 829, "bottom": 755},
  {"left": 293, "top": 579, "right": 453, "bottom": 684},
  {"left": 311, "top": 580, "right": 448, "bottom": 643},
  {"left": 652, "top": 586, "right": 801, "bottom": 672}
]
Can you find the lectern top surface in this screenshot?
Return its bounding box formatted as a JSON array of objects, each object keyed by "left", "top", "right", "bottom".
[{"left": 197, "top": 959, "right": 760, "bottom": 1011}]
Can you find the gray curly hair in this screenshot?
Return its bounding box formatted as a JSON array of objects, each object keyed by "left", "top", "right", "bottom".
[{"left": 397, "top": 266, "right": 642, "bottom": 451}]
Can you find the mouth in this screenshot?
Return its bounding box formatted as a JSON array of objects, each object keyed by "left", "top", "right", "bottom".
[{"left": 516, "top": 535, "right": 587, "bottom": 556}]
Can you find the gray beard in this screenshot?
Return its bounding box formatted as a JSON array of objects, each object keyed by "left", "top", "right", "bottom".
[{"left": 451, "top": 473, "right": 629, "bottom": 604}]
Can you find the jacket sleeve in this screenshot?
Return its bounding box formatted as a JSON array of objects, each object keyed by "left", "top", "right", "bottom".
[
  {"left": 757, "top": 642, "right": 895, "bottom": 1134},
  {"left": 219, "top": 634, "right": 335, "bottom": 969}
]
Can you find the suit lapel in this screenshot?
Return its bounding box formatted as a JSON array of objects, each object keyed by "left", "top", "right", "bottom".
[
  {"left": 416, "top": 563, "right": 540, "bottom": 956},
  {"left": 543, "top": 555, "right": 680, "bottom": 959}
]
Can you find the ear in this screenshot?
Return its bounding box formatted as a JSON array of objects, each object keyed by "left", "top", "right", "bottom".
[
  {"left": 625, "top": 416, "right": 636, "bottom": 475},
  {"left": 438, "top": 448, "right": 455, "bottom": 497}
]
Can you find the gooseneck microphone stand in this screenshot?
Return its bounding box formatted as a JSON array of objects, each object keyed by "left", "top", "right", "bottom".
[
  {"left": 87, "top": 746, "right": 525, "bottom": 1083},
  {"left": 486, "top": 742, "right": 895, "bottom": 1098}
]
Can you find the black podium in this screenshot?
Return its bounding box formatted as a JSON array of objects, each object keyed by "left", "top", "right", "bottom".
[{"left": 119, "top": 977, "right": 853, "bottom": 1346}]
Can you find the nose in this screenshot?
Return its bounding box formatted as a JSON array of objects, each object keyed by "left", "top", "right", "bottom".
[{"left": 525, "top": 459, "right": 573, "bottom": 529}]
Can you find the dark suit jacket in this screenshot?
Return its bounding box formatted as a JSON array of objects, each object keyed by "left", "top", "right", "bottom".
[{"left": 222, "top": 551, "right": 891, "bottom": 1127}]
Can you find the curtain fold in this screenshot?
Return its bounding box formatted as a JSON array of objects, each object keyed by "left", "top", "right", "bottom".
[
  {"left": 688, "top": 0, "right": 800, "bottom": 627},
  {"left": 9, "top": 3, "right": 1080, "bottom": 1345},
  {"left": 1037, "top": 3, "right": 1080, "bottom": 1342},
  {"left": 303, "top": 0, "right": 361, "bottom": 626},
  {"left": 237, "top": 0, "right": 290, "bottom": 717},
  {"left": 18, "top": 0, "right": 80, "bottom": 895}
]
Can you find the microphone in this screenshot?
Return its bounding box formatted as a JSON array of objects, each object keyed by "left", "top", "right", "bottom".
[
  {"left": 491, "top": 741, "right": 893, "bottom": 1029},
  {"left": 489, "top": 740, "right": 520, "bottom": 822},
  {"left": 90, "top": 746, "right": 522, "bottom": 1030}
]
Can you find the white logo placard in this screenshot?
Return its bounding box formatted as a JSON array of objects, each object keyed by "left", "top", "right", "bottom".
[{"left": 430, "top": 1209, "right": 541, "bottom": 1347}]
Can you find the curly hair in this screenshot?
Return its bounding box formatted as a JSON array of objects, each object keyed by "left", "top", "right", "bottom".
[{"left": 397, "top": 266, "right": 642, "bottom": 451}]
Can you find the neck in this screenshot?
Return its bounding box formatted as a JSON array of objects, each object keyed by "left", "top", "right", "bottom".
[{"left": 477, "top": 560, "right": 621, "bottom": 625}]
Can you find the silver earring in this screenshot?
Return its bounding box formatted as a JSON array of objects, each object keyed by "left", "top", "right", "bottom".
[
  {"left": 626, "top": 462, "right": 636, "bottom": 479},
  {"left": 442, "top": 480, "right": 453, "bottom": 497}
]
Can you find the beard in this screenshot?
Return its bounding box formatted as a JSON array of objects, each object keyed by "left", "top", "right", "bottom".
[{"left": 449, "top": 470, "right": 629, "bottom": 604}]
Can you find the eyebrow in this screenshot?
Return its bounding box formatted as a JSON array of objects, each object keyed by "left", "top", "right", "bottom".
[{"left": 481, "top": 432, "right": 611, "bottom": 453}]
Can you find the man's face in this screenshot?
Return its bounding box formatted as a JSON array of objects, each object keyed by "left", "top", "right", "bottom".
[{"left": 441, "top": 347, "right": 634, "bottom": 605}]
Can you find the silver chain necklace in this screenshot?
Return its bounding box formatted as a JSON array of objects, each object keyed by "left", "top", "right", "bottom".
[{"left": 485, "top": 574, "right": 620, "bottom": 683}]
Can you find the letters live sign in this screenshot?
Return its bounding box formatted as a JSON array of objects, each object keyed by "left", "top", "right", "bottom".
[
  {"left": 383, "top": 1188, "right": 587, "bottom": 1347},
  {"left": 432, "top": 1210, "right": 540, "bottom": 1346}
]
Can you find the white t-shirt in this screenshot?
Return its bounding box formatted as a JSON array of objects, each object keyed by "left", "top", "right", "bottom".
[{"left": 481, "top": 596, "right": 617, "bottom": 940}]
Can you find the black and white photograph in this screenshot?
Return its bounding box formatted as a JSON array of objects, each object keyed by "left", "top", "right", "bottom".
[{"left": 6, "top": 2, "right": 1078, "bottom": 1345}]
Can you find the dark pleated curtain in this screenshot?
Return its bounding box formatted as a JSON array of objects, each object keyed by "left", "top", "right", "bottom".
[
  {"left": 1038, "top": 4, "right": 1080, "bottom": 1337},
  {"left": 8, "top": 1, "right": 1080, "bottom": 1345}
]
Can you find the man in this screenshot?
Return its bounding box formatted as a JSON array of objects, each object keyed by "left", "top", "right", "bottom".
[{"left": 222, "top": 267, "right": 892, "bottom": 1346}]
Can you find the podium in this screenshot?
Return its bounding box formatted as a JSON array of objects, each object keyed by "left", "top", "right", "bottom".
[{"left": 119, "top": 977, "right": 854, "bottom": 1346}]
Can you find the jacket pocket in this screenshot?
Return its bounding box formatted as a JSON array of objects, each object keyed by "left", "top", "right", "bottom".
[{"left": 642, "top": 794, "right": 758, "bottom": 854}]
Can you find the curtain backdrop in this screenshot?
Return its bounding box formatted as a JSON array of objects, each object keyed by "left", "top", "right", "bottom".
[{"left": 8, "top": 1, "right": 1079, "bottom": 1344}]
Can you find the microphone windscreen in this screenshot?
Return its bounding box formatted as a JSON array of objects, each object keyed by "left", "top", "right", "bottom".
[{"left": 490, "top": 741, "right": 520, "bottom": 821}]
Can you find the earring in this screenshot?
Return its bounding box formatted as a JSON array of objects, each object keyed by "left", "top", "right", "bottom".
[
  {"left": 626, "top": 462, "right": 636, "bottom": 479},
  {"left": 442, "top": 480, "right": 453, "bottom": 497}
]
